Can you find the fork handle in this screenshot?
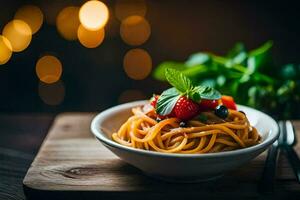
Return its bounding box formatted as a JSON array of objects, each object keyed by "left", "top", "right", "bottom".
[
  {"left": 284, "top": 146, "right": 300, "bottom": 183},
  {"left": 258, "top": 144, "right": 279, "bottom": 194}
]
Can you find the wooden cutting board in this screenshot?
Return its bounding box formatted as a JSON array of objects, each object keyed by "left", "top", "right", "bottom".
[{"left": 23, "top": 113, "right": 300, "bottom": 199}]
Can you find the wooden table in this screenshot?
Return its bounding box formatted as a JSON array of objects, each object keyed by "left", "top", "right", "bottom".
[
  {"left": 1, "top": 113, "right": 300, "bottom": 200},
  {"left": 0, "top": 114, "right": 54, "bottom": 200}
]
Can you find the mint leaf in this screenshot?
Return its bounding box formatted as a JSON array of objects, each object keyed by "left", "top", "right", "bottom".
[
  {"left": 227, "top": 42, "right": 245, "bottom": 58},
  {"left": 156, "top": 88, "right": 180, "bottom": 115},
  {"left": 191, "top": 92, "right": 201, "bottom": 102},
  {"left": 185, "top": 53, "right": 210, "bottom": 66},
  {"left": 192, "top": 86, "right": 221, "bottom": 100},
  {"left": 165, "top": 68, "right": 192, "bottom": 93},
  {"left": 248, "top": 41, "right": 273, "bottom": 71}
]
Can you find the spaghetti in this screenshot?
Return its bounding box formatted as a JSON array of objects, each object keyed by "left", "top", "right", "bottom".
[{"left": 112, "top": 105, "right": 261, "bottom": 154}]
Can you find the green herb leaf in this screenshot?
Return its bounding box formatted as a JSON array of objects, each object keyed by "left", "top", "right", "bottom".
[
  {"left": 192, "top": 85, "right": 221, "bottom": 100},
  {"left": 217, "top": 75, "right": 226, "bottom": 87},
  {"left": 185, "top": 53, "right": 210, "bottom": 66},
  {"left": 164, "top": 68, "right": 221, "bottom": 102},
  {"left": 226, "top": 43, "right": 247, "bottom": 66},
  {"left": 232, "top": 52, "right": 247, "bottom": 65},
  {"left": 248, "top": 41, "right": 273, "bottom": 71},
  {"left": 280, "top": 64, "right": 298, "bottom": 79},
  {"left": 227, "top": 42, "right": 246, "bottom": 58},
  {"left": 200, "top": 79, "right": 216, "bottom": 88},
  {"left": 277, "top": 80, "right": 296, "bottom": 96},
  {"left": 165, "top": 68, "right": 192, "bottom": 93},
  {"left": 156, "top": 88, "right": 180, "bottom": 115},
  {"left": 191, "top": 92, "right": 201, "bottom": 102}
]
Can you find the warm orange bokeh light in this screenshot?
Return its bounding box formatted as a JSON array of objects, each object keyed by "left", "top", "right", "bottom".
[
  {"left": 115, "top": 0, "right": 146, "bottom": 21},
  {"left": 77, "top": 25, "right": 105, "bottom": 48},
  {"left": 0, "top": 35, "right": 13, "bottom": 65},
  {"left": 119, "top": 89, "right": 146, "bottom": 103},
  {"left": 38, "top": 80, "right": 65, "bottom": 105},
  {"left": 2, "top": 20, "right": 32, "bottom": 52},
  {"left": 123, "top": 48, "right": 152, "bottom": 80},
  {"left": 40, "top": 0, "right": 68, "bottom": 25},
  {"left": 56, "top": 6, "right": 80, "bottom": 40},
  {"left": 36, "top": 55, "right": 62, "bottom": 84},
  {"left": 120, "top": 15, "right": 150, "bottom": 46},
  {"left": 14, "top": 5, "right": 44, "bottom": 34},
  {"left": 79, "top": 0, "right": 109, "bottom": 31}
]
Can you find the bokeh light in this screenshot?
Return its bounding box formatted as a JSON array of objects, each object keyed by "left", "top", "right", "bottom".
[
  {"left": 115, "top": 0, "right": 146, "bottom": 21},
  {"left": 119, "top": 89, "right": 146, "bottom": 103},
  {"left": 120, "top": 15, "right": 150, "bottom": 46},
  {"left": 56, "top": 6, "right": 80, "bottom": 40},
  {"left": 2, "top": 20, "right": 32, "bottom": 52},
  {"left": 123, "top": 48, "right": 152, "bottom": 80},
  {"left": 38, "top": 80, "right": 65, "bottom": 106},
  {"left": 77, "top": 25, "right": 105, "bottom": 48},
  {"left": 36, "top": 55, "right": 62, "bottom": 84},
  {"left": 40, "top": 0, "right": 67, "bottom": 25},
  {"left": 14, "top": 5, "right": 44, "bottom": 34},
  {"left": 79, "top": 0, "right": 109, "bottom": 31},
  {"left": 0, "top": 35, "right": 13, "bottom": 65}
]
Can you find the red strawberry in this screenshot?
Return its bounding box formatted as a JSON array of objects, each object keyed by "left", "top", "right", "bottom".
[
  {"left": 150, "top": 95, "right": 175, "bottom": 119},
  {"left": 173, "top": 96, "right": 200, "bottom": 120},
  {"left": 199, "top": 99, "right": 219, "bottom": 111},
  {"left": 150, "top": 95, "right": 159, "bottom": 108}
]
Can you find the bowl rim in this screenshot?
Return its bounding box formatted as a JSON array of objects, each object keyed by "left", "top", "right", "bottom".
[{"left": 91, "top": 100, "right": 279, "bottom": 158}]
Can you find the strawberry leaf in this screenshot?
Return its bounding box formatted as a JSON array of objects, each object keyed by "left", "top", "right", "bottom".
[
  {"left": 156, "top": 88, "right": 180, "bottom": 116},
  {"left": 165, "top": 68, "right": 192, "bottom": 93}
]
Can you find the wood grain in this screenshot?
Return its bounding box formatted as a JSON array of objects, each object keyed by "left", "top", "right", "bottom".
[{"left": 23, "top": 113, "right": 300, "bottom": 199}]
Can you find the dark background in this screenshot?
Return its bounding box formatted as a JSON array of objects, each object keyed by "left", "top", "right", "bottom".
[{"left": 1, "top": 0, "right": 299, "bottom": 113}]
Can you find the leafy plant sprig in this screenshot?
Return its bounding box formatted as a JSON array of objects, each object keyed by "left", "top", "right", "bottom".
[
  {"left": 153, "top": 41, "right": 300, "bottom": 119},
  {"left": 156, "top": 68, "right": 221, "bottom": 116}
]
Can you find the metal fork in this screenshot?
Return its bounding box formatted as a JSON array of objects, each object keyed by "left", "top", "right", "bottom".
[
  {"left": 280, "top": 120, "right": 300, "bottom": 182},
  {"left": 258, "top": 120, "right": 300, "bottom": 194},
  {"left": 258, "top": 121, "right": 283, "bottom": 194}
]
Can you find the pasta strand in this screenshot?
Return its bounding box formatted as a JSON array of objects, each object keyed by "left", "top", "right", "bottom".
[{"left": 112, "top": 107, "right": 261, "bottom": 154}]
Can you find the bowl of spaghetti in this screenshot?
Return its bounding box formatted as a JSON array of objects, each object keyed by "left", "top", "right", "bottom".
[
  {"left": 91, "top": 69, "right": 279, "bottom": 182},
  {"left": 91, "top": 100, "right": 279, "bottom": 182}
]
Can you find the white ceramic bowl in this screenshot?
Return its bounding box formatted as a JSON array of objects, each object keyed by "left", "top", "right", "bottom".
[{"left": 91, "top": 100, "right": 279, "bottom": 182}]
